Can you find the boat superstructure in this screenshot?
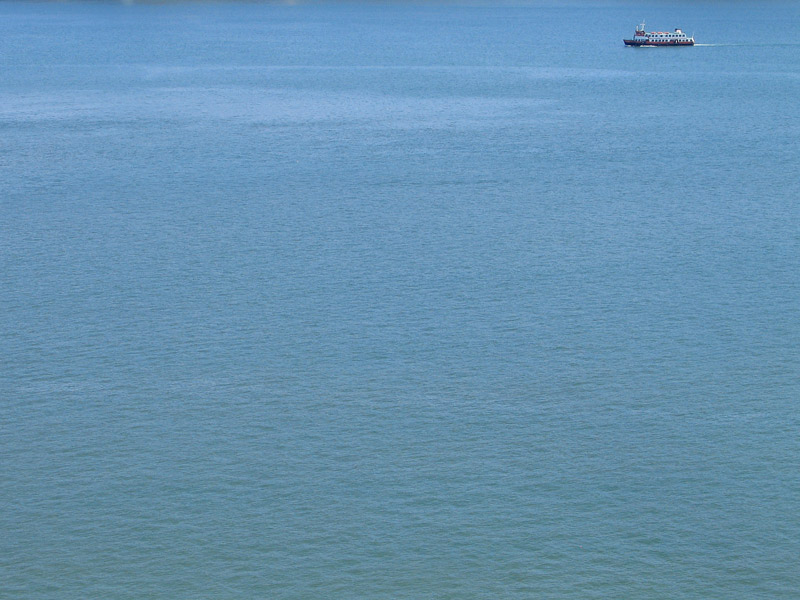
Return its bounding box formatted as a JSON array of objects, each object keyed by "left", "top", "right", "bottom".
[{"left": 624, "top": 22, "right": 694, "bottom": 46}]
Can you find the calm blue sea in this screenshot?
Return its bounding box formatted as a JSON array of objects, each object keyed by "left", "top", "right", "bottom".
[{"left": 2, "top": 1, "right": 799, "bottom": 598}]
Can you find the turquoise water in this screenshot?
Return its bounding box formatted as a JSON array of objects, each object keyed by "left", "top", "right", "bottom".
[{"left": 2, "top": 2, "right": 799, "bottom": 598}]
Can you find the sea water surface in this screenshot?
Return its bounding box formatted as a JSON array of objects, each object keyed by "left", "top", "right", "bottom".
[{"left": 2, "top": 2, "right": 799, "bottom": 598}]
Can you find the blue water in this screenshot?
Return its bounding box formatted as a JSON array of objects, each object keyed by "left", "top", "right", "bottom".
[{"left": 2, "top": 2, "right": 799, "bottom": 598}]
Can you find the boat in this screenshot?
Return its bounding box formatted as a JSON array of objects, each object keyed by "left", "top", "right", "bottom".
[{"left": 623, "top": 22, "right": 694, "bottom": 46}]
